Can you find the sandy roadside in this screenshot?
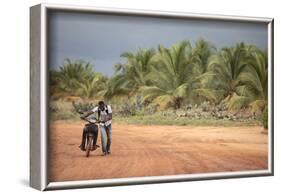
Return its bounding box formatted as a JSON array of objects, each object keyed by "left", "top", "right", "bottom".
[{"left": 48, "top": 121, "right": 268, "bottom": 182}]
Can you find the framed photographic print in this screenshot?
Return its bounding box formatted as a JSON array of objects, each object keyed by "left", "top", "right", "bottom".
[{"left": 30, "top": 3, "right": 274, "bottom": 191}]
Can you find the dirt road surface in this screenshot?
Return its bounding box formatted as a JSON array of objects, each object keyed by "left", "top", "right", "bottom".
[{"left": 48, "top": 121, "right": 268, "bottom": 182}]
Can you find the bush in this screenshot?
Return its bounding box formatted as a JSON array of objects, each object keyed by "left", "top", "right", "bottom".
[
  {"left": 144, "top": 104, "right": 159, "bottom": 115},
  {"left": 49, "top": 100, "right": 96, "bottom": 121},
  {"left": 72, "top": 101, "right": 95, "bottom": 113},
  {"left": 118, "top": 102, "right": 137, "bottom": 116},
  {"left": 262, "top": 106, "right": 268, "bottom": 130},
  {"left": 199, "top": 101, "right": 212, "bottom": 112},
  {"left": 49, "top": 99, "right": 261, "bottom": 126},
  {"left": 114, "top": 95, "right": 157, "bottom": 116},
  {"left": 49, "top": 102, "right": 59, "bottom": 113},
  {"left": 49, "top": 100, "right": 78, "bottom": 120}
]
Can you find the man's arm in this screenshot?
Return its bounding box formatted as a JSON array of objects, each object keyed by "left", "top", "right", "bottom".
[
  {"left": 81, "top": 106, "right": 98, "bottom": 118},
  {"left": 103, "top": 113, "right": 112, "bottom": 122},
  {"left": 81, "top": 110, "right": 93, "bottom": 118}
]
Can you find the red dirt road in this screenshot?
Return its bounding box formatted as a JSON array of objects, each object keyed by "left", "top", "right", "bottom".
[{"left": 48, "top": 121, "right": 268, "bottom": 182}]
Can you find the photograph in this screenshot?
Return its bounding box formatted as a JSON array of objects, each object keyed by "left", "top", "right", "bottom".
[{"left": 40, "top": 6, "right": 272, "bottom": 185}]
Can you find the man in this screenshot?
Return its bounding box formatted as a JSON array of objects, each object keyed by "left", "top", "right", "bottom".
[{"left": 79, "top": 101, "right": 113, "bottom": 156}]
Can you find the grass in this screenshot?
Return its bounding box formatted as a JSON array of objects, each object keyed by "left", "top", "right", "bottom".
[
  {"left": 49, "top": 100, "right": 262, "bottom": 127},
  {"left": 113, "top": 115, "right": 261, "bottom": 127}
]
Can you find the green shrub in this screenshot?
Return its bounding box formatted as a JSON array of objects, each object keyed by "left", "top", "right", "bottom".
[
  {"left": 72, "top": 101, "right": 95, "bottom": 113},
  {"left": 49, "top": 100, "right": 92, "bottom": 121},
  {"left": 114, "top": 95, "right": 150, "bottom": 116},
  {"left": 49, "top": 102, "right": 72, "bottom": 120},
  {"left": 262, "top": 106, "right": 268, "bottom": 130},
  {"left": 114, "top": 114, "right": 260, "bottom": 126},
  {"left": 49, "top": 99, "right": 262, "bottom": 127},
  {"left": 49, "top": 102, "right": 59, "bottom": 113},
  {"left": 118, "top": 102, "right": 137, "bottom": 116}
]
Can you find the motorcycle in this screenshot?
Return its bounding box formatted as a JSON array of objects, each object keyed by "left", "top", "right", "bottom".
[{"left": 78, "top": 111, "right": 101, "bottom": 157}]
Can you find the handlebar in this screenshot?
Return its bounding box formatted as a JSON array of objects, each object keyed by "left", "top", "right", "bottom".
[
  {"left": 77, "top": 110, "right": 105, "bottom": 126},
  {"left": 77, "top": 111, "right": 101, "bottom": 125},
  {"left": 80, "top": 116, "right": 100, "bottom": 124}
]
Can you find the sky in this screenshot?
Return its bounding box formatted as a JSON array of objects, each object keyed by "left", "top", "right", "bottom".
[{"left": 48, "top": 11, "right": 268, "bottom": 76}]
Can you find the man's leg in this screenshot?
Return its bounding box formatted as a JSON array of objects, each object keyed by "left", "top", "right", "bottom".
[
  {"left": 105, "top": 125, "right": 112, "bottom": 154},
  {"left": 100, "top": 125, "right": 107, "bottom": 154}
]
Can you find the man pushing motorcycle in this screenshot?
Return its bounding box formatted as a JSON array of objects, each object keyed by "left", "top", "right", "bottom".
[{"left": 79, "top": 101, "right": 113, "bottom": 156}]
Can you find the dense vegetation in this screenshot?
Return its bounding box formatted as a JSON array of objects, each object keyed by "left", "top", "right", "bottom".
[{"left": 49, "top": 39, "right": 268, "bottom": 127}]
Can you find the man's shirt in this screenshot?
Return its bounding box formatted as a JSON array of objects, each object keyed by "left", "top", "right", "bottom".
[{"left": 92, "top": 105, "right": 112, "bottom": 127}]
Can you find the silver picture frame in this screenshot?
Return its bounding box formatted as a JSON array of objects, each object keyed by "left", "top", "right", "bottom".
[{"left": 30, "top": 3, "right": 274, "bottom": 191}]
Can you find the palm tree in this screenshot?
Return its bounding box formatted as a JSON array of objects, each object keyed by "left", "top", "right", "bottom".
[
  {"left": 192, "top": 39, "right": 216, "bottom": 75},
  {"left": 77, "top": 73, "right": 107, "bottom": 99},
  {"left": 197, "top": 42, "right": 252, "bottom": 107},
  {"left": 49, "top": 69, "right": 62, "bottom": 96},
  {"left": 190, "top": 39, "right": 217, "bottom": 103},
  {"left": 141, "top": 41, "right": 194, "bottom": 109},
  {"left": 50, "top": 58, "right": 95, "bottom": 97},
  {"left": 248, "top": 49, "right": 268, "bottom": 111},
  {"left": 228, "top": 49, "right": 268, "bottom": 112},
  {"left": 104, "top": 48, "right": 155, "bottom": 99}
]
